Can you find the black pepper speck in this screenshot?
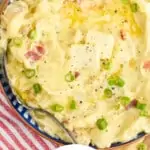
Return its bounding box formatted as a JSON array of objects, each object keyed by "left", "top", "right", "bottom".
[
  {"left": 95, "top": 89, "right": 98, "bottom": 92},
  {"left": 112, "top": 87, "right": 115, "bottom": 90},
  {"left": 114, "top": 10, "right": 118, "bottom": 13},
  {"left": 80, "top": 101, "right": 83, "bottom": 104}
]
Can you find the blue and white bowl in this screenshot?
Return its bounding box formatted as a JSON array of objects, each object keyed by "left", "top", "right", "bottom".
[
  {"left": 0, "top": 0, "right": 146, "bottom": 148},
  {"left": 0, "top": 51, "right": 146, "bottom": 149}
]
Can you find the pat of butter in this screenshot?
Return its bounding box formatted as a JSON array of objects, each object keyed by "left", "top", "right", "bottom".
[
  {"left": 86, "top": 30, "right": 114, "bottom": 59},
  {"left": 70, "top": 44, "right": 100, "bottom": 71},
  {"left": 70, "top": 30, "right": 114, "bottom": 71}
]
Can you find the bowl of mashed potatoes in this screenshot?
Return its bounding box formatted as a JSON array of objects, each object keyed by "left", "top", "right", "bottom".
[{"left": 0, "top": 0, "right": 150, "bottom": 149}]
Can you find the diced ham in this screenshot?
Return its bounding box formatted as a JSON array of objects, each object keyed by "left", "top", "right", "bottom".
[
  {"left": 126, "top": 99, "right": 137, "bottom": 110},
  {"left": 25, "top": 44, "right": 45, "bottom": 61},
  {"left": 120, "top": 30, "right": 126, "bottom": 40},
  {"left": 25, "top": 50, "right": 41, "bottom": 61},
  {"left": 143, "top": 60, "right": 150, "bottom": 70},
  {"left": 36, "top": 45, "right": 45, "bottom": 55},
  {"left": 74, "top": 71, "right": 80, "bottom": 78}
]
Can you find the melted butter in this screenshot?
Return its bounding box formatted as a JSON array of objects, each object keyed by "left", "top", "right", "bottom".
[{"left": 70, "top": 31, "right": 114, "bottom": 71}]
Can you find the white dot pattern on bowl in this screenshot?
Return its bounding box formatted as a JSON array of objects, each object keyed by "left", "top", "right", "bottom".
[
  {"left": 23, "top": 111, "right": 29, "bottom": 119},
  {"left": 30, "top": 119, "right": 36, "bottom": 125},
  {"left": 12, "top": 100, "right": 17, "bottom": 106},
  {"left": 18, "top": 106, "right": 23, "bottom": 112}
]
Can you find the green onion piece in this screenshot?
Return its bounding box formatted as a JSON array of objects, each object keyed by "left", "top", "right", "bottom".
[
  {"left": 137, "top": 143, "right": 147, "bottom": 150},
  {"left": 65, "top": 71, "right": 75, "bottom": 82},
  {"left": 115, "top": 77, "right": 125, "bottom": 87},
  {"left": 120, "top": 96, "right": 130, "bottom": 106},
  {"left": 51, "top": 104, "right": 64, "bottom": 112},
  {"left": 70, "top": 99, "right": 76, "bottom": 110},
  {"left": 13, "top": 38, "right": 23, "bottom": 47},
  {"left": 108, "top": 76, "right": 125, "bottom": 87},
  {"left": 33, "top": 83, "right": 42, "bottom": 94},
  {"left": 96, "top": 118, "right": 108, "bottom": 130},
  {"left": 121, "top": 0, "right": 129, "bottom": 4},
  {"left": 108, "top": 76, "right": 116, "bottom": 86},
  {"left": 24, "top": 69, "right": 35, "bottom": 79},
  {"left": 136, "top": 102, "right": 146, "bottom": 111},
  {"left": 131, "top": 3, "right": 138, "bottom": 12},
  {"left": 140, "top": 110, "right": 148, "bottom": 117},
  {"left": 28, "top": 29, "right": 37, "bottom": 40},
  {"left": 104, "top": 88, "right": 112, "bottom": 98},
  {"left": 101, "top": 59, "right": 111, "bottom": 70}
]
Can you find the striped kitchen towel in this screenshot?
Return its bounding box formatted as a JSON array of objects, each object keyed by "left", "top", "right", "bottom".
[{"left": 0, "top": 89, "right": 58, "bottom": 150}]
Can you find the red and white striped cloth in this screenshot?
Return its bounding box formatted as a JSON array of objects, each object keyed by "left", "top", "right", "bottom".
[{"left": 0, "top": 88, "right": 59, "bottom": 150}]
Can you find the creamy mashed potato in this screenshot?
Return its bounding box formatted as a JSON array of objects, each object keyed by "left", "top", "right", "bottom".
[{"left": 1, "top": 0, "right": 150, "bottom": 148}]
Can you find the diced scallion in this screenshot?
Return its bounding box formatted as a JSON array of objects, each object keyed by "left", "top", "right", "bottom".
[
  {"left": 65, "top": 71, "right": 75, "bottom": 82},
  {"left": 136, "top": 102, "right": 146, "bottom": 111},
  {"left": 108, "top": 76, "right": 125, "bottom": 87},
  {"left": 140, "top": 110, "right": 148, "bottom": 117},
  {"left": 136, "top": 102, "right": 148, "bottom": 117},
  {"left": 24, "top": 69, "right": 35, "bottom": 78},
  {"left": 108, "top": 76, "right": 116, "bottom": 86},
  {"left": 51, "top": 104, "right": 64, "bottom": 112},
  {"left": 101, "top": 59, "right": 111, "bottom": 70},
  {"left": 120, "top": 96, "right": 130, "bottom": 106},
  {"left": 33, "top": 83, "right": 42, "bottom": 94},
  {"left": 104, "top": 88, "right": 112, "bottom": 98},
  {"left": 96, "top": 118, "right": 108, "bottom": 130},
  {"left": 116, "top": 77, "right": 125, "bottom": 87},
  {"left": 28, "top": 29, "right": 37, "bottom": 40},
  {"left": 68, "top": 96, "right": 77, "bottom": 110},
  {"left": 131, "top": 3, "right": 138, "bottom": 12},
  {"left": 137, "top": 143, "right": 147, "bottom": 150},
  {"left": 70, "top": 100, "right": 76, "bottom": 109}
]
